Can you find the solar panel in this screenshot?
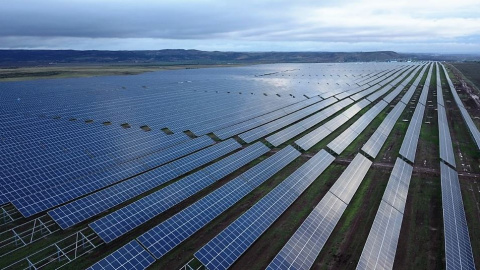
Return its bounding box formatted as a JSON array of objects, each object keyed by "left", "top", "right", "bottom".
[
  {"left": 327, "top": 127, "right": 360, "bottom": 155},
  {"left": 90, "top": 142, "right": 269, "bottom": 243},
  {"left": 356, "top": 157, "right": 414, "bottom": 270},
  {"left": 329, "top": 154, "right": 372, "bottom": 204},
  {"left": 348, "top": 101, "right": 388, "bottom": 134},
  {"left": 381, "top": 158, "right": 413, "bottom": 214},
  {"left": 238, "top": 97, "right": 336, "bottom": 143},
  {"left": 399, "top": 102, "right": 425, "bottom": 163},
  {"left": 436, "top": 63, "right": 446, "bottom": 108},
  {"left": 267, "top": 192, "right": 346, "bottom": 270},
  {"left": 440, "top": 163, "right": 475, "bottom": 270},
  {"left": 418, "top": 64, "right": 433, "bottom": 106},
  {"left": 341, "top": 99, "right": 371, "bottom": 118},
  {"left": 361, "top": 103, "right": 406, "bottom": 158},
  {"left": 0, "top": 133, "right": 190, "bottom": 205},
  {"left": 13, "top": 135, "right": 216, "bottom": 217},
  {"left": 137, "top": 146, "right": 300, "bottom": 259},
  {"left": 194, "top": 150, "right": 335, "bottom": 270},
  {"left": 356, "top": 201, "right": 403, "bottom": 270},
  {"left": 265, "top": 99, "right": 356, "bottom": 147},
  {"left": 294, "top": 126, "right": 331, "bottom": 151},
  {"left": 440, "top": 63, "right": 480, "bottom": 150},
  {"left": 400, "top": 65, "right": 428, "bottom": 105},
  {"left": 267, "top": 153, "right": 371, "bottom": 269},
  {"left": 438, "top": 104, "right": 456, "bottom": 167},
  {"left": 49, "top": 138, "right": 241, "bottom": 229},
  {"left": 87, "top": 240, "right": 154, "bottom": 270}
]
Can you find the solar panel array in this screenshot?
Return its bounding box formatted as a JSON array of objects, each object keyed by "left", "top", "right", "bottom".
[
  {"left": 356, "top": 64, "right": 435, "bottom": 270},
  {"left": 356, "top": 158, "right": 413, "bottom": 270},
  {"left": 137, "top": 145, "right": 300, "bottom": 259},
  {"left": 435, "top": 63, "right": 476, "bottom": 270},
  {"left": 90, "top": 142, "right": 269, "bottom": 243},
  {"left": 399, "top": 63, "right": 433, "bottom": 162},
  {"left": 14, "top": 135, "right": 216, "bottom": 217},
  {"left": 439, "top": 63, "right": 480, "bottom": 150},
  {"left": 436, "top": 63, "right": 456, "bottom": 168},
  {"left": 49, "top": 138, "right": 242, "bottom": 229},
  {"left": 327, "top": 100, "right": 388, "bottom": 155},
  {"left": 87, "top": 240, "right": 155, "bottom": 270},
  {"left": 195, "top": 150, "right": 335, "bottom": 270},
  {"left": 440, "top": 163, "right": 475, "bottom": 270},
  {"left": 2, "top": 62, "right": 477, "bottom": 270},
  {"left": 361, "top": 64, "right": 428, "bottom": 158},
  {"left": 267, "top": 153, "right": 372, "bottom": 269},
  {"left": 238, "top": 97, "right": 337, "bottom": 143}
]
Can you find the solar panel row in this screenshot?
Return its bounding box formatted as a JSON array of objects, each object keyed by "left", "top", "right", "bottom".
[
  {"left": 267, "top": 192, "right": 346, "bottom": 270},
  {"left": 267, "top": 154, "right": 372, "bottom": 270},
  {"left": 356, "top": 62, "right": 435, "bottom": 268},
  {"left": 49, "top": 138, "right": 242, "bottom": 229},
  {"left": 213, "top": 96, "right": 323, "bottom": 140},
  {"left": 238, "top": 97, "right": 337, "bottom": 143},
  {"left": 137, "top": 145, "right": 300, "bottom": 259},
  {"left": 439, "top": 63, "right": 480, "bottom": 150},
  {"left": 0, "top": 132, "right": 189, "bottom": 205},
  {"left": 195, "top": 149, "right": 335, "bottom": 270},
  {"left": 356, "top": 158, "right": 414, "bottom": 270},
  {"left": 3, "top": 63, "right": 404, "bottom": 138},
  {"left": 90, "top": 142, "right": 270, "bottom": 243},
  {"left": 440, "top": 163, "right": 475, "bottom": 270},
  {"left": 327, "top": 100, "right": 388, "bottom": 155},
  {"left": 13, "top": 135, "right": 216, "bottom": 217},
  {"left": 356, "top": 201, "right": 403, "bottom": 270},
  {"left": 437, "top": 95, "right": 456, "bottom": 167},
  {"left": 265, "top": 98, "right": 354, "bottom": 147},
  {"left": 361, "top": 102, "right": 406, "bottom": 158},
  {"left": 87, "top": 240, "right": 154, "bottom": 270},
  {"left": 433, "top": 62, "right": 476, "bottom": 270},
  {"left": 361, "top": 62, "right": 429, "bottom": 159},
  {"left": 399, "top": 63, "right": 433, "bottom": 162}
]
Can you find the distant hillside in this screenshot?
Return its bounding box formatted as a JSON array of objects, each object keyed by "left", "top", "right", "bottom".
[{"left": 0, "top": 50, "right": 411, "bottom": 67}]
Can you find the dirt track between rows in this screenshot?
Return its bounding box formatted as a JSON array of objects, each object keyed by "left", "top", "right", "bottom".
[{"left": 269, "top": 148, "right": 480, "bottom": 179}]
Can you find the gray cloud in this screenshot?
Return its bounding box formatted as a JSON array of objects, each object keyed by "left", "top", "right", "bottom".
[{"left": 0, "top": 0, "right": 479, "bottom": 53}]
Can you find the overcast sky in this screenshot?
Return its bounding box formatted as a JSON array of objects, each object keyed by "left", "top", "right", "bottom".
[{"left": 1, "top": 0, "right": 479, "bottom": 53}]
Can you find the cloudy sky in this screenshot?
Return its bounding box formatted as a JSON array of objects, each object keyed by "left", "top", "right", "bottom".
[{"left": 1, "top": 0, "right": 479, "bottom": 53}]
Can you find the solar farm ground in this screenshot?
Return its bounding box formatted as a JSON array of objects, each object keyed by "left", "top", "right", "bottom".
[{"left": 0, "top": 62, "right": 479, "bottom": 270}]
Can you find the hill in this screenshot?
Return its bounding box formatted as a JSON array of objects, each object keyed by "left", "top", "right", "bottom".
[{"left": 0, "top": 49, "right": 408, "bottom": 67}]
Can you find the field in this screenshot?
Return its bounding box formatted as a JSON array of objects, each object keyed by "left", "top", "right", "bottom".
[
  {"left": 0, "top": 64, "right": 242, "bottom": 82},
  {"left": 0, "top": 61, "right": 479, "bottom": 270}
]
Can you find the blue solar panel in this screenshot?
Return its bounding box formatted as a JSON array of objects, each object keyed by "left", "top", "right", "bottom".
[
  {"left": 239, "top": 97, "right": 336, "bottom": 143},
  {"left": 441, "top": 163, "right": 475, "bottom": 270},
  {"left": 195, "top": 149, "right": 335, "bottom": 270},
  {"left": 0, "top": 132, "right": 189, "bottom": 205},
  {"left": 13, "top": 136, "right": 215, "bottom": 217},
  {"left": 90, "top": 142, "right": 270, "bottom": 243},
  {"left": 137, "top": 145, "right": 300, "bottom": 259},
  {"left": 440, "top": 63, "right": 480, "bottom": 151},
  {"left": 87, "top": 240, "right": 154, "bottom": 270},
  {"left": 48, "top": 138, "right": 241, "bottom": 229},
  {"left": 266, "top": 98, "right": 355, "bottom": 147},
  {"left": 266, "top": 153, "right": 371, "bottom": 270},
  {"left": 213, "top": 97, "right": 322, "bottom": 140}
]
